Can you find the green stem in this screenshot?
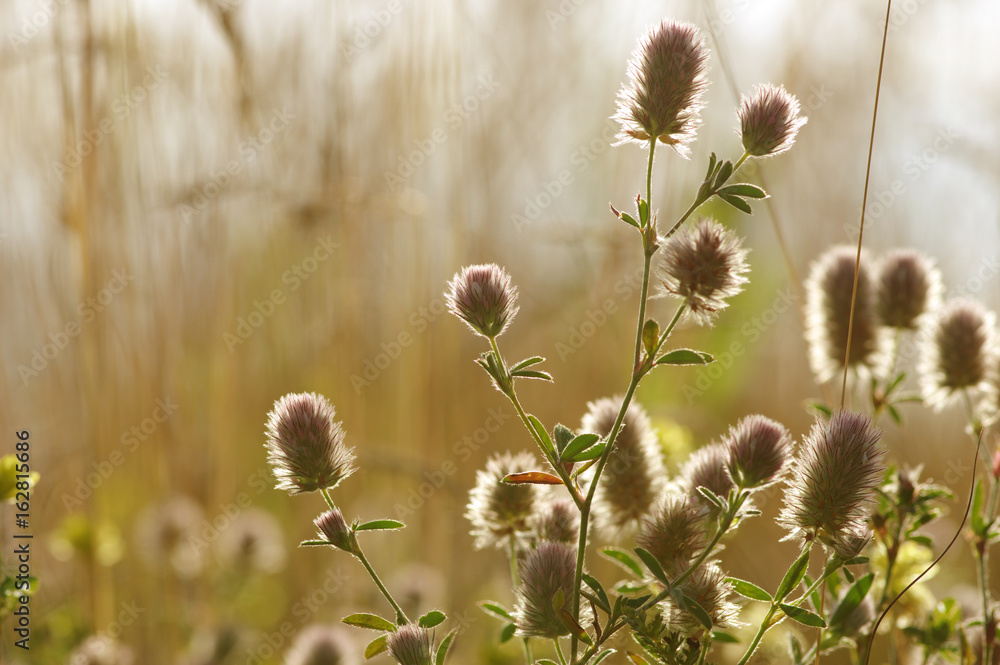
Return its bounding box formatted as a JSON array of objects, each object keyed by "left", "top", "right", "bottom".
[
  {"left": 736, "top": 604, "right": 779, "bottom": 665},
  {"left": 646, "top": 139, "right": 656, "bottom": 215},
  {"left": 663, "top": 150, "right": 750, "bottom": 241},
  {"left": 323, "top": 489, "right": 409, "bottom": 625},
  {"left": 554, "top": 637, "right": 569, "bottom": 665},
  {"left": 632, "top": 250, "right": 654, "bottom": 370},
  {"left": 508, "top": 538, "right": 533, "bottom": 665}
]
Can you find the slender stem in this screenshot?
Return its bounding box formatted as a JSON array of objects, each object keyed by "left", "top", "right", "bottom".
[
  {"left": 733, "top": 150, "right": 750, "bottom": 173},
  {"left": 323, "top": 489, "right": 409, "bottom": 625},
  {"left": 646, "top": 139, "right": 656, "bottom": 213},
  {"left": 555, "top": 637, "right": 569, "bottom": 665},
  {"left": 736, "top": 605, "right": 779, "bottom": 665},
  {"left": 813, "top": 580, "right": 827, "bottom": 665},
  {"left": 508, "top": 538, "right": 534, "bottom": 665},
  {"left": 663, "top": 150, "right": 750, "bottom": 241},
  {"left": 632, "top": 251, "right": 654, "bottom": 370}
]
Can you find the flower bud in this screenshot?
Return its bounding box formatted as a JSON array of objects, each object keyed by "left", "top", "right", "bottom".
[
  {"left": 466, "top": 451, "right": 539, "bottom": 550},
  {"left": 636, "top": 493, "right": 705, "bottom": 578},
  {"left": 737, "top": 83, "right": 807, "bottom": 158},
  {"left": 613, "top": 19, "right": 709, "bottom": 157},
  {"left": 805, "top": 246, "right": 885, "bottom": 382},
  {"left": 679, "top": 442, "right": 734, "bottom": 512},
  {"left": 386, "top": 624, "right": 433, "bottom": 665},
  {"left": 265, "top": 393, "right": 356, "bottom": 495},
  {"left": 875, "top": 250, "right": 942, "bottom": 330},
  {"left": 530, "top": 496, "right": 580, "bottom": 545},
  {"left": 514, "top": 541, "right": 586, "bottom": 638},
  {"left": 582, "top": 397, "right": 665, "bottom": 539},
  {"left": 315, "top": 508, "right": 357, "bottom": 555},
  {"left": 445, "top": 264, "right": 519, "bottom": 340},
  {"left": 778, "top": 411, "right": 886, "bottom": 547},
  {"left": 724, "top": 415, "right": 792, "bottom": 490},
  {"left": 656, "top": 218, "right": 750, "bottom": 326},
  {"left": 919, "top": 298, "right": 997, "bottom": 409}
]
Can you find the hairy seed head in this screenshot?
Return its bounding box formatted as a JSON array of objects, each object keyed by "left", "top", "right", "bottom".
[
  {"left": 679, "top": 442, "right": 734, "bottom": 512},
  {"left": 737, "top": 83, "right": 807, "bottom": 158},
  {"left": 265, "top": 393, "right": 356, "bottom": 496},
  {"left": 724, "top": 415, "right": 793, "bottom": 490},
  {"left": 315, "top": 508, "right": 357, "bottom": 555},
  {"left": 613, "top": 19, "right": 709, "bottom": 157},
  {"left": 582, "top": 397, "right": 666, "bottom": 539},
  {"left": 285, "top": 625, "right": 358, "bottom": 665},
  {"left": 636, "top": 493, "right": 705, "bottom": 578},
  {"left": 662, "top": 562, "right": 739, "bottom": 636},
  {"left": 805, "top": 246, "right": 885, "bottom": 382},
  {"left": 876, "top": 250, "right": 942, "bottom": 330},
  {"left": 919, "top": 298, "right": 998, "bottom": 409},
  {"left": 445, "top": 263, "right": 519, "bottom": 339},
  {"left": 386, "top": 624, "right": 433, "bottom": 665},
  {"left": 778, "top": 411, "right": 886, "bottom": 547},
  {"left": 530, "top": 496, "right": 580, "bottom": 545},
  {"left": 466, "top": 451, "right": 539, "bottom": 550},
  {"left": 656, "top": 218, "right": 750, "bottom": 326},
  {"left": 514, "top": 541, "right": 587, "bottom": 638}
]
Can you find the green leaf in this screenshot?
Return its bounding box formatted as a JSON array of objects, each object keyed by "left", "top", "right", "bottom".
[
  {"left": 355, "top": 519, "right": 405, "bottom": 531},
  {"left": 718, "top": 183, "right": 767, "bottom": 199},
  {"left": 695, "top": 486, "right": 726, "bottom": 510},
  {"left": 536, "top": 660, "right": 559, "bottom": 665},
  {"left": 886, "top": 404, "right": 903, "bottom": 425},
  {"left": 343, "top": 613, "right": 397, "bottom": 632},
  {"left": 679, "top": 591, "right": 714, "bottom": 630},
  {"left": 714, "top": 160, "right": 734, "bottom": 188},
  {"left": 299, "top": 540, "right": 331, "bottom": 547},
  {"left": 566, "top": 442, "right": 606, "bottom": 462},
  {"left": 511, "top": 356, "right": 545, "bottom": 372},
  {"left": 971, "top": 480, "right": 986, "bottom": 534},
  {"left": 502, "top": 471, "right": 563, "bottom": 485},
  {"left": 499, "top": 621, "right": 516, "bottom": 643},
  {"left": 620, "top": 212, "right": 641, "bottom": 229},
  {"left": 510, "top": 369, "right": 554, "bottom": 381},
  {"left": 561, "top": 433, "right": 601, "bottom": 463},
  {"left": 634, "top": 547, "right": 669, "bottom": 585},
  {"left": 780, "top": 603, "right": 827, "bottom": 628},
  {"left": 807, "top": 401, "right": 833, "bottom": 418},
  {"left": 718, "top": 193, "right": 753, "bottom": 214},
  {"left": 602, "top": 548, "right": 643, "bottom": 577},
  {"left": 419, "top": 610, "right": 446, "bottom": 628},
  {"left": 775, "top": 548, "right": 811, "bottom": 602},
  {"left": 712, "top": 631, "right": 740, "bottom": 643},
  {"left": 885, "top": 371, "right": 907, "bottom": 396},
  {"left": 627, "top": 651, "right": 652, "bottom": 664},
  {"left": 638, "top": 198, "right": 650, "bottom": 226},
  {"left": 830, "top": 573, "right": 874, "bottom": 628},
  {"left": 479, "top": 601, "right": 513, "bottom": 621},
  {"left": 559, "top": 608, "right": 593, "bottom": 644},
  {"left": 705, "top": 152, "right": 718, "bottom": 180},
  {"left": 435, "top": 628, "right": 458, "bottom": 665},
  {"left": 593, "top": 649, "right": 617, "bottom": 664},
  {"left": 365, "top": 635, "right": 388, "bottom": 659},
  {"left": 552, "top": 424, "right": 575, "bottom": 453},
  {"left": 582, "top": 573, "right": 611, "bottom": 613},
  {"left": 727, "top": 577, "right": 773, "bottom": 602},
  {"left": 527, "top": 414, "right": 555, "bottom": 456},
  {"left": 655, "top": 349, "right": 714, "bottom": 366}
]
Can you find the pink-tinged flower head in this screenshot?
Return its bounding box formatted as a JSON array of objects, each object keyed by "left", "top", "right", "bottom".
[
  {"left": 386, "top": 624, "right": 433, "bottom": 665},
  {"left": 582, "top": 397, "right": 666, "bottom": 539},
  {"left": 466, "top": 451, "right": 539, "bottom": 550},
  {"left": 660, "top": 562, "right": 739, "bottom": 636},
  {"left": 530, "top": 496, "right": 580, "bottom": 545},
  {"left": 315, "top": 508, "right": 357, "bottom": 555},
  {"left": 805, "top": 247, "right": 886, "bottom": 383},
  {"left": 737, "top": 83, "right": 807, "bottom": 158},
  {"left": 876, "top": 250, "right": 942, "bottom": 330},
  {"left": 636, "top": 493, "right": 705, "bottom": 579},
  {"left": 724, "top": 415, "right": 793, "bottom": 490},
  {"left": 265, "top": 393, "right": 356, "bottom": 495},
  {"left": 778, "top": 411, "right": 886, "bottom": 547},
  {"left": 514, "top": 541, "right": 588, "bottom": 638},
  {"left": 679, "top": 442, "right": 734, "bottom": 512},
  {"left": 613, "top": 19, "right": 710, "bottom": 157},
  {"left": 919, "top": 298, "right": 998, "bottom": 409},
  {"left": 445, "top": 263, "right": 519, "bottom": 340},
  {"left": 656, "top": 218, "right": 750, "bottom": 326}
]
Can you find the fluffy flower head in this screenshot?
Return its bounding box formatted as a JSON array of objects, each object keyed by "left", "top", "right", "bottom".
[
  {"left": 514, "top": 541, "right": 587, "bottom": 638},
  {"left": 613, "top": 19, "right": 710, "bottom": 156},
  {"left": 466, "top": 451, "right": 539, "bottom": 550},
  {"left": 876, "top": 250, "right": 942, "bottom": 330},
  {"left": 265, "top": 393, "right": 356, "bottom": 495},
  {"left": 724, "top": 414, "right": 793, "bottom": 490},
  {"left": 445, "top": 263, "right": 519, "bottom": 339},
  {"left": 737, "top": 83, "right": 807, "bottom": 157},
  {"left": 919, "top": 298, "right": 998, "bottom": 410},
  {"left": 386, "top": 624, "right": 433, "bottom": 665}
]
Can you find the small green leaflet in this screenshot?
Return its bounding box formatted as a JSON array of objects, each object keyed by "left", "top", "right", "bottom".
[
  {"left": 342, "top": 613, "right": 397, "bottom": 632},
  {"left": 355, "top": 519, "right": 405, "bottom": 531}
]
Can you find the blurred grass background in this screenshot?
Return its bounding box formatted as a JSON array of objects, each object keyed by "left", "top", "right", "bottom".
[{"left": 1, "top": 0, "right": 998, "bottom": 662}]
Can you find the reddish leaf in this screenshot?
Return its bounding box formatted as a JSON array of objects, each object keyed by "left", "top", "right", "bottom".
[{"left": 502, "top": 472, "right": 564, "bottom": 485}]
